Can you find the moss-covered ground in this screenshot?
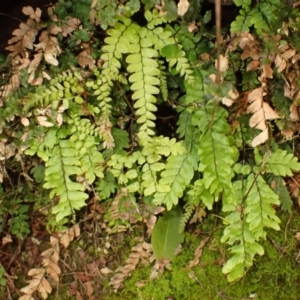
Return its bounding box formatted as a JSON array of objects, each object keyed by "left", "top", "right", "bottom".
[{"left": 100, "top": 210, "right": 300, "bottom": 300}]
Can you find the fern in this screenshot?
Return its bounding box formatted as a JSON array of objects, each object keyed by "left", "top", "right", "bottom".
[
  {"left": 153, "top": 136, "right": 199, "bottom": 210},
  {"left": 220, "top": 146, "right": 300, "bottom": 281},
  {"left": 231, "top": 0, "right": 285, "bottom": 33},
  {"left": 43, "top": 139, "right": 88, "bottom": 222},
  {"left": 191, "top": 103, "right": 238, "bottom": 209},
  {"left": 266, "top": 174, "right": 293, "bottom": 213},
  {"left": 263, "top": 149, "right": 300, "bottom": 176},
  {"left": 24, "top": 71, "right": 84, "bottom": 112},
  {"left": 179, "top": 201, "right": 195, "bottom": 232},
  {"left": 90, "top": 9, "right": 192, "bottom": 142}
]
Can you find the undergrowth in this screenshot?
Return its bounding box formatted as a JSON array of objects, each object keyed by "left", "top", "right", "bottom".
[{"left": 1, "top": 0, "right": 300, "bottom": 299}]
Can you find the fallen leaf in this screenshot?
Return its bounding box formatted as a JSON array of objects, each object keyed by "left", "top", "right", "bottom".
[
  {"left": 77, "top": 49, "right": 95, "bottom": 69},
  {"left": 2, "top": 234, "right": 12, "bottom": 246},
  {"left": 76, "top": 272, "right": 94, "bottom": 282},
  {"left": 177, "top": 0, "right": 190, "bottom": 16},
  {"left": 246, "top": 60, "right": 260, "bottom": 71},
  {"left": 36, "top": 116, "right": 54, "bottom": 127},
  {"left": 21, "top": 118, "right": 30, "bottom": 126},
  {"left": 215, "top": 54, "right": 228, "bottom": 73}
]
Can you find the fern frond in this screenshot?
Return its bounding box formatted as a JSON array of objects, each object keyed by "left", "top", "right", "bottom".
[
  {"left": 43, "top": 139, "right": 88, "bottom": 221},
  {"left": 153, "top": 138, "right": 199, "bottom": 210},
  {"left": 166, "top": 48, "right": 194, "bottom": 84},
  {"left": 158, "top": 60, "right": 168, "bottom": 101},
  {"left": 221, "top": 179, "right": 264, "bottom": 282},
  {"left": 264, "top": 149, "right": 300, "bottom": 176},
  {"left": 266, "top": 174, "right": 292, "bottom": 213},
  {"left": 192, "top": 104, "right": 238, "bottom": 208},
  {"left": 221, "top": 170, "right": 281, "bottom": 282},
  {"left": 179, "top": 202, "right": 194, "bottom": 232},
  {"left": 24, "top": 71, "right": 84, "bottom": 112},
  {"left": 245, "top": 174, "right": 281, "bottom": 239},
  {"left": 145, "top": 9, "right": 167, "bottom": 30}
]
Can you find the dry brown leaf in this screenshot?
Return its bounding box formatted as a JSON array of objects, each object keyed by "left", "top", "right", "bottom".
[
  {"left": 177, "top": 0, "right": 190, "bottom": 16},
  {"left": 100, "top": 267, "right": 113, "bottom": 275},
  {"left": 83, "top": 281, "right": 94, "bottom": 298},
  {"left": 61, "top": 18, "right": 81, "bottom": 37},
  {"left": 37, "top": 116, "right": 54, "bottom": 127},
  {"left": 109, "top": 240, "right": 150, "bottom": 290},
  {"left": 49, "top": 24, "right": 63, "bottom": 35},
  {"left": 20, "top": 268, "right": 52, "bottom": 300},
  {"left": 251, "top": 128, "right": 269, "bottom": 148},
  {"left": 247, "top": 87, "right": 279, "bottom": 147},
  {"left": 188, "top": 22, "right": 198, "bottom": 32},
  {"left": 275, "top": 54, "right": 287, "bottom": 73},
  {"left": 282, "top": 49, "right": 296, "bottom": 60},
  {"left": 7, "top": 21, "right": 39, "bottom": 54},
  {"left": 22, "top": 6, "right": 42, "bottom": 22},
  {"left": 261, "top": 64, "right": 273, "bottom": 79},
  {"left": 188, "top": 237, "right": 209, "bottom": 268},
  {"left": 2, "top": 234, "right": 12, "bottom": 246},
  {"left": 35, "top": 31, "right": 61, "bottom": 66},
  {"left": 28, "top": 53, "right": 43, "bottom": 74},
  {"left": 281, "top": 127, "right": 294, "bottom": 140},
  {"left": 246, "top": 60, "right": 260, "bottom": 71},
  {"left": 290, "top": 102, "right": 299, "bottom": 120},
  {"left": 76, "top": 272, "right": 94, "bottom": 282},
  {"left": 19, "top": 295, "right": 35, "bottom": 300},
  {"left": 91, "top": 0, "right": 98, "bottom": 8},
  {"left": 27, "top": 53, "right": 44, "bottom": 84},
  {"left": 21, "top": 118, "right": 30, "bottom": 127},
  {"left": 215, "top": 54, "right": 228, "bottom": 73},
  {"left": 77, "top": 49, "right": 95, "bottom": 69}
]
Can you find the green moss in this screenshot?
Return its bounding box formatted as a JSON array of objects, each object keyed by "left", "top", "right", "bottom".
[{"left": 102, "top": 211, "right": 300, "bottom": 300}]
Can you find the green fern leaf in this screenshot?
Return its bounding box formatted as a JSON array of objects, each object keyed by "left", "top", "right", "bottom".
[
  {"left": 153, "top": 139, "right": 198, "bottom": 210},
  {"left": 264, "top": 149, "right": 300, "bottom": 176},
  {"left": 43, "top": 139, "right": 88, "bottom": 222},
  {"left": 221, "top": 179, "right": 265, "bottom": 282},
  {"left": 245, "top": 173, "right": 281, "bottom": 238},
  {"left": 266, "top": 175, "right": 293, "bottom": 213}
]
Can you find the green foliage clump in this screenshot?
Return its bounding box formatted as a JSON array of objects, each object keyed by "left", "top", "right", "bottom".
[{"left": 2, "top": 0, "right": 300, "bottom": 289}]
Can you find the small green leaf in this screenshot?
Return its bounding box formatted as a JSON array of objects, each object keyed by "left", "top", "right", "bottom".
[
  {"left": 151, "top": 206, "right": 184, "bottom": 260},
  {"left": 160, "top": 44, "right": 181, "bottom": 59}
]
